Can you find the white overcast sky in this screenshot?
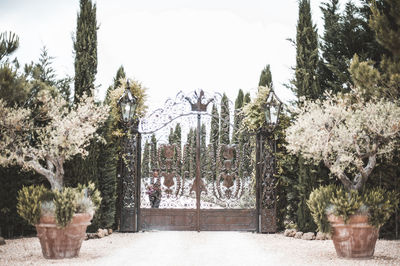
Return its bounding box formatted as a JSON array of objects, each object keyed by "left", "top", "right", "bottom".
[{"left": 0, "top": 0, "right": 328, "bottom": 110}]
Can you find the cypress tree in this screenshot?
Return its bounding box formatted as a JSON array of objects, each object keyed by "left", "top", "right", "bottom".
[
  {"left": 232, "top": 89, "right": 244, "bottom": 144},
  {"left": 173, "top": 123, "right": 182, "bottom": 150},
  {"left": 219, "top": 93, "right": 230, "bottom": 145},
  {"left": 258, "top": 64, "right": 273, "bottom": 88},
  {"left": 142, "top": 141, "right": 150, "bottom": 178},
  {"left": 150, "top": 134, "right": 158, "bottom": 170},
  {"left": 96, "top": 115, "right": 117, "bottom": 228},
  {"left": 168, "top": 128, "right": 174, "bottom": 144},
  {"left": 293, "top": 0, "right": 323, "bottom": 232},
  {"left": 73, "top": 0, "right": 97, "bottom": 101},
  {"left": 293, "top": 0, "right": 320, "bottom": 100},
  {"left": 210, "top": 103, "right": 219, "bottom": 159},
  {"left": 244, "top": 93, "right": 251, "bottom": 104}
]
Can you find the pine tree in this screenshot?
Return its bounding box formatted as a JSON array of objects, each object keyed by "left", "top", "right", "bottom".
[
  {"left": 293, "top": 0, "right": 320, "bottom": 100},
  {"left": 0, "top": 31, "right": 19, "bottom": 61},
  {"left": 73, "top": 0, "right": 98, "bottom": 102},
  {"left": 369, "top": 0, "right": 400, "bottom": 98},
  {"left": 319, "top": 0, "right": 349, "bottom": 94},
  {"left": 258, "top": 64, "right": 273, "bottom": 88},
  {"left": 232, "top": 89, "right": 244, "bottom": 144},
  {"left": 219, "top": 93, "right": 230, "bottom": 145}
]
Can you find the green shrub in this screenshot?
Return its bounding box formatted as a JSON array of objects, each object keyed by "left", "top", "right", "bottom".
[
  {"left": 308, "top": 185, "right": 398, "bottom": 232},
  {"left": 77, "top": 182, "right": 102, "bottom": 212},
  {"left": 363, "top": 188, "right": 399, "bottom": 228},
  {"left": 53, "top": 188, "right": 77, "bottom": 228},
  {"left": 307, "top": 184, "right": 337, "bottom": 233},
  {"left": 16, "top": 185, "right": 49, "bottom": 226},
  {"left": 17, "top": 183, "right": 101, "bottom": 228},
  {"left": 331, "top": 188, "right": 362, "bottom": 223}
]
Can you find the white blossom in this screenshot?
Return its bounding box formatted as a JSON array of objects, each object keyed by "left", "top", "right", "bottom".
[
  {"left": 285, "top": 89, "right": 400, "bottom": 191},
  {"left": 0, "top": 91, "right": 109, "bottom": 190}
]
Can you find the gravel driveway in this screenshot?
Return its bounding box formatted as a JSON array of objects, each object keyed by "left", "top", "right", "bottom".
[{"left": 1, "top": 232, "right": 399, "bottom": 265}]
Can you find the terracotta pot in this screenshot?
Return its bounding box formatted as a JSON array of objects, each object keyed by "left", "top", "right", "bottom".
[
  {"left": 328, "top": 214, "right": 379, "bottom": 258},
  {"left": 35, "top": 213, "right": 92, "bottom": 259}
]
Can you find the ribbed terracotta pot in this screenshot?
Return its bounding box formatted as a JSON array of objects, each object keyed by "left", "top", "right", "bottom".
[
  {"left": 328, "top": 214, "right": 379, "bottom": 258},
  {"left": 35, "top": 213, "right": 92, "bottom": 259}
]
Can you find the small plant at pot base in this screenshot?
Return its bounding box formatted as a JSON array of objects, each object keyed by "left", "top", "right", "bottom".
[
  {"left": 307, "top": 185, "right": 399, "bottom": 233},
  {"left": 17, "top": 182, "right": 101, "bottom": 228}
]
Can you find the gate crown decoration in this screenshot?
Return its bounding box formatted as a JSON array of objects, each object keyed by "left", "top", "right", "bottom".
[{"left": 118, "top": 88, "right": 281, "bottom": 232}]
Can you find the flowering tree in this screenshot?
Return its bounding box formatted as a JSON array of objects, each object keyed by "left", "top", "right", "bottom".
[
  {"left": 0, "top": 91, "right": 109, "bottom": 190},
  {"left": 286, "top": 90, "right": 400, "bottom": 191}
]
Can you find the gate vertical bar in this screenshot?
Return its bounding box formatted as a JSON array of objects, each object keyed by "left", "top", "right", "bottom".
[
  {"left": 196, "top": 113, "right": 201, "bottom": 232},
  {"left": 136, "top": 132, "right": 142, "bottom": 231},
  {"left": 255, "top": 132, "right": 261, "bottom": 233}
]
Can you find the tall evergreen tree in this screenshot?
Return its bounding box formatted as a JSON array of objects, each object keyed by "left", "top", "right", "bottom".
[
  {"left": 173, "top": 123, "right": 182, "bottom": 150},
  {"left": 293, "top": 0, "right": 320, "bottom": 100},
  {"left": 73, "top": 0, "right": 98, "bottom": 102},
  {"left": 0, "top": 31, "right": 19, "bottom": 61},
  {"left": 142, "top": 141, "right": 150, "bottom": 178},
  {"left": 293, "top": 0, "right": 324, "bottom": 232},
  {"left": 150, "top": 134, "right": 158, "bottom": 170},
  {"left": 105, "top": 65, "right": 126, "bottom": 104},
  {"left": 232, "top": 89, "right": 244, "bottom": 144},
  {"left": 319, "top": 0, "right": 349, "bottom": 94},
  {"left": 258, "top": 64, "right": 273, "bottom": 88},
  {"left": 210, "top": 103, "right": 219, "bottom": 157},
  {"left": 219, "top": 93, "right": 230, "bottom": 145}
]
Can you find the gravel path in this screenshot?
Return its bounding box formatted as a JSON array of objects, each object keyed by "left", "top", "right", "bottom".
[{"left": 1, "top": 232, "right": 399, "bottom": 266}]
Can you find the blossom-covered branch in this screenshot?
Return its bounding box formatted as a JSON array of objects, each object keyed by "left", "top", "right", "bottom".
[
  {"left": 0, "top": 91, "right": 109, "bottom": 190},
  {"left": 285, "top": 89, "right": 400, "bottom": 191}
]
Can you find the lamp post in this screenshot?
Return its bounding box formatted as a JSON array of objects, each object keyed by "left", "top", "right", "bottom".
[
  {"left": 257, "top": 88, "right": 282, "bottom": 233},
  {"left": 118, "top": 81, "right": 140, "bottom": 232}
]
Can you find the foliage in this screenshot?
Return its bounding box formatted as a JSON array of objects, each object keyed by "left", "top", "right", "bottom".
[
  {"left": 16, "top": 185, "right": 48, "bottom": 226},
  {"left": 142, "top": 141, "right": 151, "bottom": 178},
  {"left": 292, "top": 0, "right": 320, "bottom": 100},
  {"left": 219, "top": 93, "right": 230, "bottom": 145},
  {"left": 0, "top": 90, "right": 109, "bottom": 190},
  {"left": 232, "top": 89, "right": 244, "bottom": 144},
  {"left": 258, "top": 64, "right": 273, "bottom": 88},
  {"left": 0, "top": 31, "right": 19, "bottom": 61},
  {"left": 53, "top": 187, "right": 77, "bottom": 227},
  {"left": 363, "top": 188, "right": 399, "bottom": 228},
  {"left": 286, "top": 89, "right": 400, "bottom": 192},
  {"left": 210, "top": 103, "right": 219, "bottom": 159},
  {"left": 242, "top": 86, "right": 270, "bottom": 132},
  {"left": 307, "top": 184, "right": 337, "bottom": 233},
  {"left": 330, "top": 188, "right": 362, "bottom": 223},
  {"left": 16, "top": 183, "right": 101, "bottom": 228},
  {"left": 308, "top": 185, "right": 398, "bottom": 232},
  {"left": 74, "top": 0, "right": 98, "bottom": 101}
]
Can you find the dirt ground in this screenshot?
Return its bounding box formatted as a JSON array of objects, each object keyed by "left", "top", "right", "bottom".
[{"left": 0, "top": 231, "right": 399, "bottom": 266}]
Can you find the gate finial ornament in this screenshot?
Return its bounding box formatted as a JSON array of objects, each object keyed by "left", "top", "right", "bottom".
[{"left": 185, "top": 90, "right": 214, "bottom": 112}]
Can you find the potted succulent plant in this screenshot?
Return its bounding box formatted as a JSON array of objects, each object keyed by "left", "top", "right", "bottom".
[
  {"left": 0, "top": 90, "right": 109, "bottom": 259},
  {"left": 285, "top": 89, "right": 400, "bottom": 258}
]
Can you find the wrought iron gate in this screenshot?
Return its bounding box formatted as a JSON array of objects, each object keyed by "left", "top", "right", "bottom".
[{"left": 119, "top": 90, "right": 276, "bottom": 232}]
